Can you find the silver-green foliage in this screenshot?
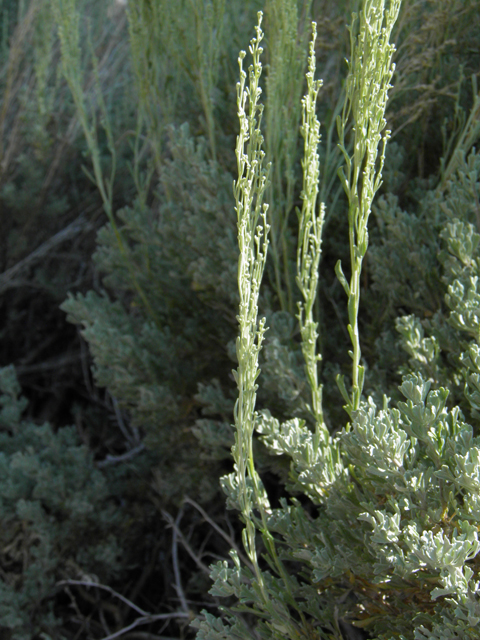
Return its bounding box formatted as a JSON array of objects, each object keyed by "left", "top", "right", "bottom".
[
  {"left": 197, "top": 2, "right": 480, "bottom": 639},
  {"left": 369, "top": 148, "right": 480, "bottom": 414},
  {"left": 61, "top": 125, "right": 238, "bottom": 502},
  {"left": 0, "top": 366, "right": 124, "bottom": 640},
  {"left": 55, "top": 0, "right": 271, "bottom": 475}
]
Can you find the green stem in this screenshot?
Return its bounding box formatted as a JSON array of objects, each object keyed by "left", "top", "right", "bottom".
[{"left": 335, "top": 0, "right": 401, "bottom": 417}]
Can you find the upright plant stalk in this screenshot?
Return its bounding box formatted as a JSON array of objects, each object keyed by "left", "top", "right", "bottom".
[
  {"left": 232, "top": 12, "right": 271, "bottom": 596},
  {"left": 335, "top": 0, "right": 401, "bottom": 417},
  {"left": 264, "top": 0, "right": 312, "bottom": 314},
  {"left": 296, "top": 22, "right": 326, "bottom": 435},
  {"left": 53, "top": 0, "right": 161, "bottom": 327},
  {"left": 32, "top": 0, "right": 55, "bottom": 153},
  {"left": 232, "top": 17, "right": 316, "bottom": 635},
  {"left": 191, "top": 0, "right": 226, "bottom": 163},
  {"left": 439, "top": 75, "right": 480, "bottom": 191},
  {"left": 0, "top": 0, "right": 41, "bottom": 172},
  {"left": 126, "top": 0, "right": 166, "bottom": 177},
  {"left": 53, "top": 0, "right": 115, "bottom": 217}
]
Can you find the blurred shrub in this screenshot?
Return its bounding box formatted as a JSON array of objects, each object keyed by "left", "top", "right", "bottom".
[
  {"left": 0, "top": 365, "right": 125, "bottom": 639},
  {"left": 0, "top": 0, "right": 478, "bottom": 638}
]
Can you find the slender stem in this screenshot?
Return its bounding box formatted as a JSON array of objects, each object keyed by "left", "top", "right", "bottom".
[
  {"left": 335, "top": 0, "right": 401, "bottom": 417},
  {"left": 296, "top": 22, "right": 328, "bottom": 435}
]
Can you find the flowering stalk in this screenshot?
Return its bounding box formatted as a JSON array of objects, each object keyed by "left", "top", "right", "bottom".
[
  {"left": 335, "top": 0, "right": 401, "bottom": 418},
  {"left": 296, "top": 22, "right": 326, "bottom": 435},
  {"left": 232, "top": 8, "right": 271, "bottom": 599},
  {"left": 231, "top": 14, "right": 311, "bottom": 634}
]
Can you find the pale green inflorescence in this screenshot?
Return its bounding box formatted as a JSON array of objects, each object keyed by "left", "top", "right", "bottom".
[
  {"left": 335, "top": 0, "right": 401, "bottom": 418},
  {"left": 226, "top": 16, "right": 316, "bottom": 632},
  {"left": 197, "top": 1, "right": 411, "bottom": 639},
  {"left": 296, "top": 21, "right": 326, "bottom": 432},
  {"left": 230, "top": 9, "right": 272, "bottom": 579},
  {"left": 221, "top": 13, "right": 326, "bottom": 637}
]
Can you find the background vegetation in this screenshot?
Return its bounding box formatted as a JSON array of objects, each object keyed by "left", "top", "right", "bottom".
[{"left": 0, "top": 0, "right": 479, "bottom": 638}]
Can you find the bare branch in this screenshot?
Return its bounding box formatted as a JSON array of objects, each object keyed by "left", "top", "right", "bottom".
[
  {"left": 183, "top": 496, "right": 252, "bottom": 569},
  {"left": 99, "top": 613, "right": 190, "bottom": 640},
  {"left": 56, "top": 579, "right": 151, "bottom": 617},
  {"left": 0, "top": 214, "right": 95, "bottom": 295}
]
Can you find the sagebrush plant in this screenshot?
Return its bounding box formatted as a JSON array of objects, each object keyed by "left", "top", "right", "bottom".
[
  {"left": 5, "top": 0, "right": 477, "bottom": 637},
  {"left": 0, "top": 0, "right": 136, "bottom": 431},
  {"left": 0, "top": 366, "right": 126, "bottom": 640},
  {"left": 55, "top": 0, "right": 254, "bottom": 509},
  {"left": 57, "top": 0, "right": 319, "bottom": 499},
  {"left": 196, "top": 2, "right": 480, "bottom": 640}
]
